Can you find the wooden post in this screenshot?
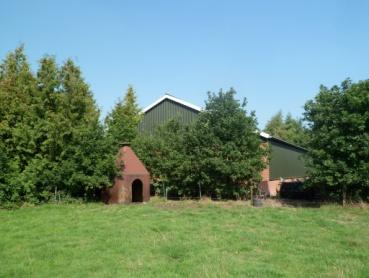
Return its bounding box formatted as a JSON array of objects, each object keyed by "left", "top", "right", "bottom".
[{"left": 199, "top": 183, "right": 202, "bottom": 200}]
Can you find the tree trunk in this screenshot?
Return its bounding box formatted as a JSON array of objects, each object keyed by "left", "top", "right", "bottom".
[{"left": 342, "top": 186, "right": 347, "bottom": 207}]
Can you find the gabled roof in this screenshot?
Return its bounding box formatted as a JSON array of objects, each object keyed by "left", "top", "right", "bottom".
[
  {"left": 260, "top": 131, "right": 307, "bottom": 152},
  {"left": 142, "top": 94, "right": 307, "bottom": 152},
  {"left": 259, "top": 131, "right": 272, "bottom": 139},
  {"left": 143, "top": 94, "right": 202, "bottom": 113},
  {"left": 119, "top": 145, "right": 149, "bottom": 176}
]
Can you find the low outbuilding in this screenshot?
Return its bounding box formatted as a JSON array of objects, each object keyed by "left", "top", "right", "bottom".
[{"left": 105, "top": 144, "right": 150, "bottom": 204}]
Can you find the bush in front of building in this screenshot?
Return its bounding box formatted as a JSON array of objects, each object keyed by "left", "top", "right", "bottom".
[
  {"left": 134, "top": 89, "right": 267, "bottom": 199},
  {"left": 304, "top": 79, "right": 369, "bottom": 204}
]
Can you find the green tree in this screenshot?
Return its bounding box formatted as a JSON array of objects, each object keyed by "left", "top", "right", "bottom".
[
  {"left": 134, "top": 88, "right": 267, "bottom": 199},
  {"left": 56, "top": 59, "right": 115, "bottom": 198},
  {"left": 0, "top": 47, "right": 115, "bottom": 206},
  {"left": 264, "top": 111, "right": 284, "bottom": 137},
  {"left": 105, "top": 85, "right": 142, "bottom": 149},
  {"left": 264, "top": 111, "right": 308, "bottom": 147},
  {"left": 190, "top": 89, "right": 267, "bottom": 198},
  {"left": 134, "top": 119, "right": 189, "bottom": 197},
  {"left": 0, "top": 46, "right": 39, "bottom": 204},
  {"left": 304, "top": 79, "right": 369, "bottom": 204}
]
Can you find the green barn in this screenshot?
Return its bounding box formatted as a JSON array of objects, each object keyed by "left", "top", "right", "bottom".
[
  {"left": 139, "top": 94, "right": 201, "bottom": 133},
  {"left": 140, "top": 94, "right": 307, "bottom": 196}
]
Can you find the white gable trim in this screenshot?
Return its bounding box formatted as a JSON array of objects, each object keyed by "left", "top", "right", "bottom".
[
  {"left": 259, "top": 131, "right": 272, "bottom": 139},
  {"left": 143, "top": 94, "right": 202, "bottom": 113}
]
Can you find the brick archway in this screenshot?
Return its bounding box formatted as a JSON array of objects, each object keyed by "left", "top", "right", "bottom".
[{"left": 132, "top": 179, "right": 143, "bottom": 202}]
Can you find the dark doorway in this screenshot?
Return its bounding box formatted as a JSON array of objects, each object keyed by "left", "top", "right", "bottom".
[{"left": 132, "top": 179, "right": 143, "bottom": 202}]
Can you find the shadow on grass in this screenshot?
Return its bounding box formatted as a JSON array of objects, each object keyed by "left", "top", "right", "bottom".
[{"left": 278, "top": 198, "right": 321, "bottom": 208}]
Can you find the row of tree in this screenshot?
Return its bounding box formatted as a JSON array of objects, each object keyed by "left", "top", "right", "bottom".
[
  {"left": 1, "top": 46, "right": 368, "bottom": 206},
  {"left": 0, "top": 46, "right": 267, "bottom": 204},
  {"left": 131, "top": 85, "right": 369, "bottom": 204},
  {"left": 0, "top": 47, "right": 140, "bottom": 206}
]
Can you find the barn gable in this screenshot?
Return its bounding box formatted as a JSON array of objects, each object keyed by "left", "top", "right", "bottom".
[{"left": 139, "top": 94, "right": 200, "bottom": 134}]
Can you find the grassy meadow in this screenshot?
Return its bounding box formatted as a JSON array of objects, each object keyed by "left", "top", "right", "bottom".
[{"left": 0, "top": 198, "right": 368, "bottom": 277}]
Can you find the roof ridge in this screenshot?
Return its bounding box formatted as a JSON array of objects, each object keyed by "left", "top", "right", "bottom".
[{"left": 143, "top": 94, "right": 202, "bottom": 113}]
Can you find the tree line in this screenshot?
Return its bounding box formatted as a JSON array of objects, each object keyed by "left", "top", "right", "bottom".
[
  {"left": 132, "top": 86, "right": 369, "bottom": 204},
  {"left": 1, "top": 47, "right": 368, "bottom": 206},
  {"left": 0, "top": 47, "right": 119, "bottom": 206},
  {"left": 0, "top": 47, "right": 118, "bottom": 206}
]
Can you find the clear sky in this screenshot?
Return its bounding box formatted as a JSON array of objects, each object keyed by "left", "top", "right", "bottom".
[{"left": 1, "top": 0, "right": 369, "bottom": 128}]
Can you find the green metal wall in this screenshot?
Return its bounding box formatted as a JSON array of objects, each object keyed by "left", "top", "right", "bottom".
[
  {"left": 139, "top": 99, "right": 307, "bottom": 179},
  {"left": 269, "top": 140, "right": 307, "bottom": 180},
  {"left": 139, "top": 99, "right": 199, "bottom": 133}
]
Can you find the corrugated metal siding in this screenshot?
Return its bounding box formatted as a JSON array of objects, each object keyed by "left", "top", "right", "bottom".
[
  {"left": 139, "top": 98, "right": 307, "bottom": 179},
  {"left": 139, "top": 99, "right": 199, "bottom": 133},
  {"left": 269, "top": 140, "right": 307, "bottom": 180}
]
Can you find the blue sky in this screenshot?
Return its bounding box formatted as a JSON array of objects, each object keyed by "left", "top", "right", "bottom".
[{"left": 1, "top": 0, "right": 368, "bottom": 128}]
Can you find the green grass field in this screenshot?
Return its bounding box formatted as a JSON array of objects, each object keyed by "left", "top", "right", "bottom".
[{"left": 0, "top": 199, "right": 368, "bottom": 278}]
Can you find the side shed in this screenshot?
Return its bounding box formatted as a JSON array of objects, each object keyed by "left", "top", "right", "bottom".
[{"left": 259, "top": 132, "right": 307, "bottom": 196}]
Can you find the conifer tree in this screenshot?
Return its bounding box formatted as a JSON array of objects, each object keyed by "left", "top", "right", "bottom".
[
  {"left": 264, "top": 111, "right": 284, "bottom": 137},
  {"left": 57, "top": 59, "right": 115, "bottom": 197},
  {"left": 0, "top": 47, "right": 115, "bottom": 206},
  {"left": 264, "top": 111, "right": 308, "bottom": 147},
  {"left": 0, "top": 46, "right": 39, "bottom": 203},
  {"left": 105, "top": 85, "right": 142, "bottom": 149}
]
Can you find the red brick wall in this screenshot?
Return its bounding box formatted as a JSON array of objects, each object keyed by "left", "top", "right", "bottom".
[
  {"left": 259, "top": 155, "right": 281, "bottom": 197},
  {"left": 261, "top": 162, "right": 269, "bottom": 182}
]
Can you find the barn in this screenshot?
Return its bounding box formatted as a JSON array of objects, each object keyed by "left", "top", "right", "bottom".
[
  {"left": 139, "top": 94, "right": 201, "bottom": 133},
  {"left": 139, "top": 94, "right": 307, "bottom": 197}
]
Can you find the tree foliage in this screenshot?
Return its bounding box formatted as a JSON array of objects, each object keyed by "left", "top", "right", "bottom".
[
  {"left": 134, "top": 89, "right": 267, "bottom": 199},
  {"left": 264, "top": 111, "right": 308, "bottom": 147},
  {"left": 304, "top": 79, "right": 369, "bottom": 203},
  {"left": 0, "top": 47, "right": 115, "bottom": 206},
  {"left": 105, "top": 85, "right": 142, "bottom": 149}
]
